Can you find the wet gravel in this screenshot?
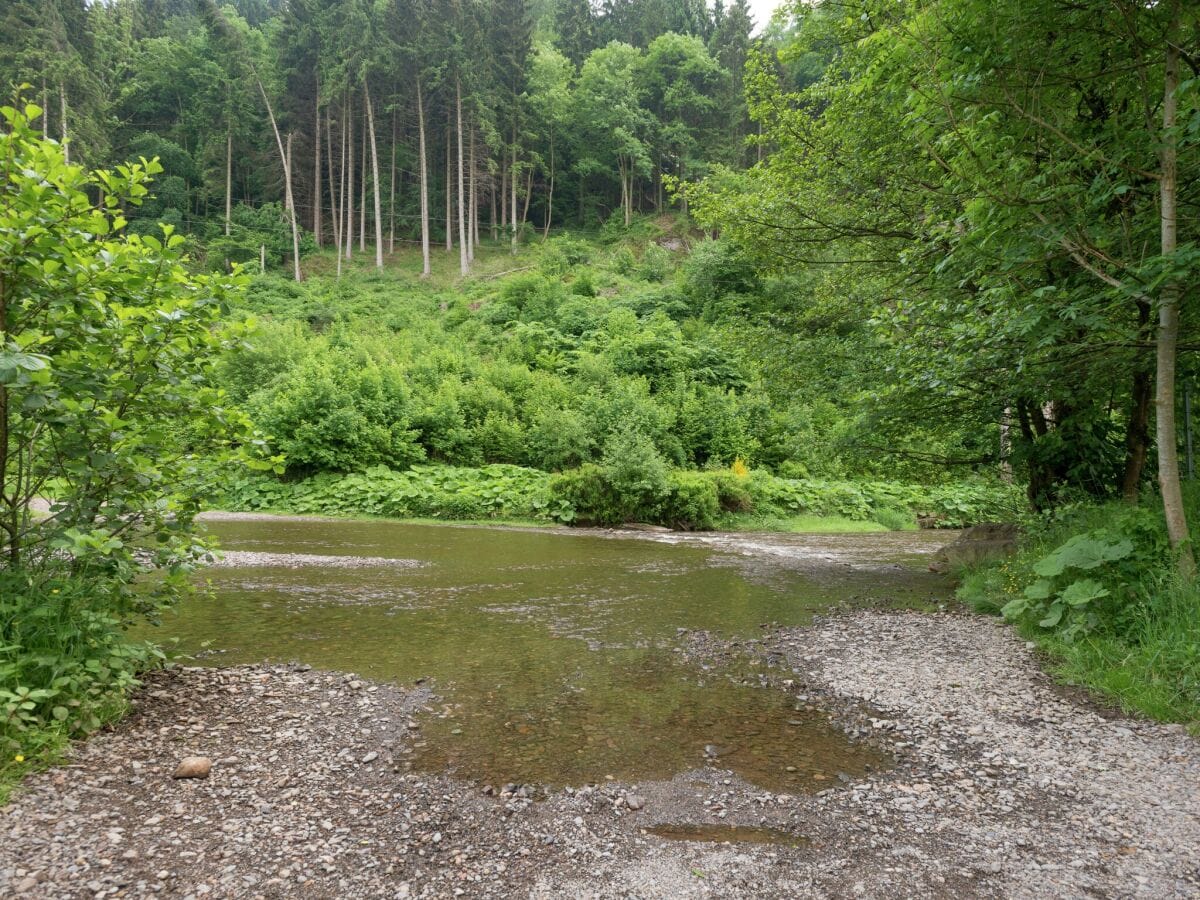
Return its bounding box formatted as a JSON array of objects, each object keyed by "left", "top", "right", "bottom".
[{"left": 3, "top": 611, "right": 1198, "bottom": 898}]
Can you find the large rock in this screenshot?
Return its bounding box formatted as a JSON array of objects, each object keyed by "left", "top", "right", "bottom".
[
  {"left": 929, "top": 523, "right": 1020, "bottom": 574},
  {"left": 172, "top": 756, "right": 213, "bottom": 779}
]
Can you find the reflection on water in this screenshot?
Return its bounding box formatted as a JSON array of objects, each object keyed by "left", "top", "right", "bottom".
[{"left": 151, "top": 518, "right": 949, "bottom": 790}]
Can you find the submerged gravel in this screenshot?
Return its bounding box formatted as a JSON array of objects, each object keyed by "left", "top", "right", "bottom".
[{"left": 2, "top": 611, "right": 1198, "bottom": 898}]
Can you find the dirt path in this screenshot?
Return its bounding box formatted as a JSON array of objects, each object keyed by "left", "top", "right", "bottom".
[{"left": 2, "top": 609, "right": 1197, "bottom": 899}]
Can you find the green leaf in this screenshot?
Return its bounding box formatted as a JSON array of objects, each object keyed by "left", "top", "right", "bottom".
[
  {"left": 1059, "top": 579, "right": 1109, "bottom": 607},
  {"left": 1023, "top": 579, "right": 1054, "bottom": 601},
  {"left": 1038, "top": 602, "right": 1065, "bottom": 629}
]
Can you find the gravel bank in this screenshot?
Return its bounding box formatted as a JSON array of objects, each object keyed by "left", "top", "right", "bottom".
[{"left": 2, "top": 612, "right": 1197, "bottom": 898}]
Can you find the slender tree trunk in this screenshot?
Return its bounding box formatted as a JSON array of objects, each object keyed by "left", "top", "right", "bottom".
[
  {"left": 225, "top": 129, "right": 232, "bottom": 236},
  {"left": 389, "top": 97, "right": 396, "bottom": 255},
  {"left": 345, "top": 94, "right": 354, "bottom": 262},
  {"left": 490, "top": 177, "right": 497, "bottom": 241},
  {"left": 500, "top": 158, "right": 508, "bottom": 230},
  {"left": 364, "top": 82, "right": 384, "bottom": 269},
  {"left": 327, "top": 105, "right": 340, "bottom": 261},
  {"left": 41, "top": 81, "right": 47, "bottom": 139},
  {"left": 543, "top": 131, "right": 555, "bottom": 239},
  {"left": 456, "top": 78, "right": 468, "bottom": 276},
  {"left": 520, "top": 167, "right": 532, "bottom": 231},
  {"left": 510, "top": 129, "right": 518, "bottom": 253},
  {"left": 60, "top": 85, "right": 68, "bottom": 164},
  {"left": 416, "top": 79, "right": 431, "bottom": 277},
  {"left": 467, "top": 124, "right": 476, "bottom": 263},
  {"left": 313, "top": 88, "right": 322, "bottom": 247},
  {"left": 336, "top": 102, "right": 345, "bottom": 278},
  {"left": 445, "top": 126, "right": 452, "bottom": 251},
  {"left": 285, "top": 131, "right": 301, "bottom": 279},
  {"left": 1156, "top": 0, "right": 1193, "bottom": 573},
  {"left": 359, "top": 109, "right": 366, "bottom": 251}
]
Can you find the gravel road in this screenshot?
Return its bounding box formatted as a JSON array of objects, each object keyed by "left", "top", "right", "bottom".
[{"left": 2, "top": 610, "right": 1197, "bottom": 899}]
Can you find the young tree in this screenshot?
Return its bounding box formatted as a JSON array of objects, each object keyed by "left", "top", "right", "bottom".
[{"left": 0, "top": 100, "right": 261, "bottom": 591}]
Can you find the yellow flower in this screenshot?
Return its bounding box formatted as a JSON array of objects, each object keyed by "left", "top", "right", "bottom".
[{"left": 14, "top": 755, "right": 25, "bottom": 763}]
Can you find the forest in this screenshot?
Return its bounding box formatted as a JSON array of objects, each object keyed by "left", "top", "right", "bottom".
[{"left": 0, "top": 0, "right": 1198, "bottom": 831}]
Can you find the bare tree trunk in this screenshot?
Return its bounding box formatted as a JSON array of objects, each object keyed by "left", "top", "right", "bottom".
[
  {"left": 520, "top": 167, "right": 532, "bottom": 232},
  {"left": 364, "top": 82, "right": 384, "bottom": 269},
  {"left": 225, "top": 129, "right": 232, "bottom": 236},
  {"left": 389, "top": 96, "right": 396, "bottom": 255},
  {"left": 284, "top": 131, "right": 301, "bottom": 279},
  {"left": 543, "top": 131, "right": 555, "bottom": 239},
  {"left": 490, "top": 177, "right": 497, "bottom": 241},
  {"left": 445, "top": 126, "right": 452, "bottom": 251},
  {"left": 336, "top": 102, "right": 345, "bottom": 278},
  {"left": 455, "top": 78, "right": 468, "bottom": 276},
  {"left": 313, "top": 88, "right": 322, "bottom": 247},
  {"left": 500, "top": 158, "right": 508, "bottom": 230},
  {"left": 510, "top": 129, "right": 518, "bottom": 253},
  {"left": 467, "top": 125, "right": 476, "bottom": 262},
  {"left": 359, "top": 109, "right": 366, "bottom": 252},
  {"left": 345, "top": 94, "right": 354, "bottom": 262},
  {"left": 60, "top": 85, "right": 68, "bottom": 164},
  {"left": 1156, "top": 0, "right": 1193, "bottom": 573},
  {"left": 328, "top": 105, "right": 341, "bottom": 260},
  {"left": 416, "top": 79, "right": 431, "bottom": 277}
]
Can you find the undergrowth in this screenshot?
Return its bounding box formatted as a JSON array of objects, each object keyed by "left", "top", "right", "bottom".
[{"left": 958, "top": 498, "right": 1200, "bottom": 726}]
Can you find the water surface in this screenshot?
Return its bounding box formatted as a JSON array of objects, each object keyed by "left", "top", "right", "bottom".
[{"left": 155, "top": 518, "right": 950, "bottom": 791}]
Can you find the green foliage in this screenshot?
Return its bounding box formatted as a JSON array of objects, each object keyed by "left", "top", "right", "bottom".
[
  {"left": 959, "top": 498, "right": 1200, "bottom": 723},
  {"left": 0, "top": 104, "right": 260, "bottom": 782}
]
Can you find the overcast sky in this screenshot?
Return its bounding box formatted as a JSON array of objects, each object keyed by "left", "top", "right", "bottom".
[{"left": 745, "top": 0, "right": 786, "bottom": 33}]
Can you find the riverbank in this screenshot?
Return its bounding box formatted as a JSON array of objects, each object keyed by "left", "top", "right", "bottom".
[{"left": 2, "top": 608, "right": 1196, "bottom": 898}]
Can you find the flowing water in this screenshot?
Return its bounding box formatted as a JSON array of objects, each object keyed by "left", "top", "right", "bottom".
[{"left": 154, "top": 516, "right": 951, "bottom": 792}]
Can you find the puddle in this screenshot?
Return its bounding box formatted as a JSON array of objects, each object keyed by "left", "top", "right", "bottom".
[
  {"left": 646, "top": 824, "right": 809, "bottom": 846},
  {"left": 148, "top": 518, "right": 949, "bottom": 791}
]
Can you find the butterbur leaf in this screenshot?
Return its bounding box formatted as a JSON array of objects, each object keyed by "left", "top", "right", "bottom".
[
  {"left": 1060, "top": 579, "right": 1109, "bottom": 607},
  {"left": 1023, "top": 579, "right": 1053, "bottom": 600},
  {"left": 1000, "top": 596, "right": 1029, "bottom": 620},
  {"left": 1033, "top": 535, "right": 1134, "bottom": 576},
  {"left": 1038, "top": 602, "right": 1065, "bottom": 628}
]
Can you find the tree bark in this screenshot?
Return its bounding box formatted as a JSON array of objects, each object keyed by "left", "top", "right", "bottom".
[
  {"left": 389, "top": 96, "right": 396, "bottom": 255},
  {"left": 327, "top": 105, "right": 341, "bottom": 262},
  {"left": 445, "top": 125, "right": 452, "bottom": 251},
  {"left": 500, "top": 157, "right": 508, "bottom": 230},
  {"left": 1155, "top": 0, "right": 1193, "bottom": 573},
  {"left": 60, "top": 85, "right": 68, "bottom": 164},
  {"left": 490, "top": 177, "right": 497, "bottom": 241},
  {"left": 336, "top": 101, "right": 345, "bottom": 278},
  {"left": 345, "top": 94, "right": 354, "bottom": 262},
  {"left": 313, "top": 87, "right": 322, "bottom": 247},
  {"left": 364, "top": 82, "right": 384, "bottom": 269},
  {"left": 510, "top": 129, "right": 518, "bottom": 253},
  {"left": 416, "top": 79, "right": 431, "bottom": 277},
  {"left": 225, "top": 129, "right": 232, "bottom": 237},
  {"left": 456, "top": 77, "right": 468, "bottom": 276},
  {"left": 467, "top": 123, "right": 476, "bottom": 263},
  {"left": 543, "top": 131, "right": 555, "bottom": 239},
  {"left": 253, "top": 69, "right": 302, "bottom": 280},
  {"left": 359, "top": 109, "right": 366, "bottom": 251}
]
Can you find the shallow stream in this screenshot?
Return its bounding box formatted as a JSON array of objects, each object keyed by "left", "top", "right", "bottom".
[{"left": 155, "top": 517, "right": 952, "bottom": 792}]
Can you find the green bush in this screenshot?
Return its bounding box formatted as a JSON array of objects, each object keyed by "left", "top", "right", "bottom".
[
  {"left": 660, "top": 472, "right": 721, "bottom": 530},
  {"left": 249, "top": 355, "right": 425, "bottom": 473}
]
